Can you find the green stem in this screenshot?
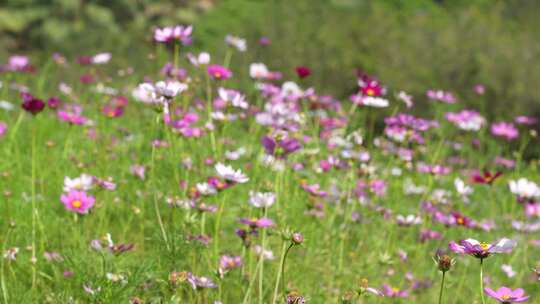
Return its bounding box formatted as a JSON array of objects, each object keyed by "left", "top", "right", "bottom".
[
  {"left": 479, "top": 259, "right": 485, "bottom": 304},
  {"left": 271, "top": 242, "right": 288, "bottom": 304},
  {"left": 258, "top": 207, "right": 268, "bottom": 304},
  {"left": 151, "top": 120, "right": 170, "bottom": 251},
  {"left": 31, "top": 122, "right": 37, "bottom": 292},
  {"left": 438, "top": 271, "right": 446, "bottom": 304},
  {"left": 281, "top": 243, "right": 294, "bottom": 300}
]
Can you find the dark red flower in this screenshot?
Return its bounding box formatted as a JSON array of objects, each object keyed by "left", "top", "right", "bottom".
[
  {"left": 21, "top": 92, "right": 45, "bottom": 115},
  {"left": 472, "top": 171, "right": 502, "bottom": 185},
  {"left": 295, "top": 66, "right": 311, "bottom": 78}
]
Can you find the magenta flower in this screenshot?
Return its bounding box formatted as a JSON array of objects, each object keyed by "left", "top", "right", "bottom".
[
  {"left": 491, "top": 122, "right": 519, "bottom": 141},
  {"left": 60, "top": 190, "right": 95, "bottom": 214},
  {"left": 21, "top": 92, "right": 45, "bottom": 115},
  {"left": 484, "top": 287, "right": 529, "bottom": 303},
  {"left": 474, "top": 84, "right": 485, "bottom": 95},
  {"left": 295, "top": 66, "right": 311, "bottom": 78},
  {"left": 472, "top": 170, "right": 502, "bottom": 185},
  {"left": 207, "top": 65, "right": 232, "bottom": 80},
  {"left": 301, "top": 183, "right": 327, "bottom": 197},
  {"left": 449, "top": 238, "right": 516, "bottom": 259},
  {"left": 0, "top": 122, "right": 6, "bottom": 137},
  {"left": 261, "top": 135, "right": 301, "bottom": 159}
]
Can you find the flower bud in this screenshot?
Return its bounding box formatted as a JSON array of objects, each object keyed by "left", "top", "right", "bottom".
[{"left": 291, "top": 232, "right": 303, "bottom": 245}]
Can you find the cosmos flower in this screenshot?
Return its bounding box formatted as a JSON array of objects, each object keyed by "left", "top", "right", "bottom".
[
  {"left": 0, "top": 121, "right": 6, "bottom": 137},
  {"left": 472, "top": 171, "right": 502, "bottom": 185},
  {"left": 225, "top": 34, "right": 247, "bottom": 51},
  {"left": 449, "top": 238, "right": 516, "bottom": 259},
  {"left": 215, "top": 163, "right": 249, "bottom": 183},
  {"left": 351, "top": 95, "right": 389, "bottom": 108},
  {"left": 91, "top": 52, "right": 112, "bottom": 65},
  {"left": 218, "top": 255, "right": 242, "bottom": 277},
  {"left": 249, "top": 63, "right": 269, "bottom": 79},
  {"left": 249, "top": 191, "right": 276, "bottom": 208},
  {"left": 217, "top": 87, "right": 248, "bottom": 109},
  {"left": 207, "top": 65, "right": 232, "bottom": 80},
  {"left": 187, "top": 52, "right": 210, "bottom": 66},
  {"left": 491, "top": 122, "right": 519, "bottom": 141},
  {"left": 295, "top": 66, "right": 311, "bottom": 78},
  {"left": 508, "top": 178, "right": 540, "bottom": 200},
  {"left": 445, "top": 110, "right": 485, "bottom": 131},
  {"left": 239, "top": 217, "right": 275, "bottom": 229},
  {"left": 63, "top": 174, "right": 93, "bottom": 192},
  {"left": 426, "top": 89, "right": 456, "bottom": 103},
  {"left": 187, "top": 273, "right": 217, "bottom": 290},
  {"left": 21, "top": 92, "right": 45, "bottom": 115},
  {"left": 396, "top": 214, "right": 422, "bottom": 226},
  {"left": 154, "top": 25, "right": 193, "bottom": 44},
  {"left": 484, "top": 287, "right": 529, "bottom": 303},
  {"left": 381, "top": 284, "right": 409, "bottom": 298},
  {"left": 57, "top": 104, "right": 88, "bottom": 125},
  {"left": 60, "top": 190, "right": 95, "bottom": 214}
]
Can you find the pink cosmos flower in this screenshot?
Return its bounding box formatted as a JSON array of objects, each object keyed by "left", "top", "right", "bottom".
[
  {"left": 154, "top": 25, "right": 193, "bottom": 45},
  {"left": 514, "top": 116, "right": 537, "bottom": 125},
  {"left": 60, "top": 190, "right": 95, "bottom": 214},
  {"left": 449, "top": 238, "right": 516, "bottom": 259},
  {"left": 484, "top": 287, "right": 529, "bottom": 303},
  {"left": 57, "top": 104, "right": 88, "bottom": 125},
  {"left": 381, "top": 284, "right": 409, "bottom": 298},
  {"left": 445, "top": 110, "right": 485, "bottom": 131},
  {"left": 426, "top": 89, "right": 456, "bottom": 103},
  {"left": 491, "top": 122, "right": 519, "bottom": 141},
  {"left": 0, "top": 122, "right": 6, "bottom": 137},
  {"left": 207, "top": 65, "right": 232, "bottom": 80},
  {"left": 474, "top": 84, "right": 485, "bottom": 95}
]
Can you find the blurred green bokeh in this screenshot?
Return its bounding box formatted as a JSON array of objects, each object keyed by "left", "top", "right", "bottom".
[{"left": 1, "top": 0, "right": 539, "bottom": 119}]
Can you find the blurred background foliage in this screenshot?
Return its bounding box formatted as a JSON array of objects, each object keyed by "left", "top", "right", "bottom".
[{"left": 1, "top": 0, "right": 539, "bottom": 119}]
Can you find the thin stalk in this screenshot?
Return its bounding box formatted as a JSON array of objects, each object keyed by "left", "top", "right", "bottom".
[
  {"left": 281, "top": 243, "right": 294, "bottom": 300},
  {"left": 31, "top": 123, "right": 37, "bottom": 292},
  {"left": 479, "top": 259, "right": 485, "bottom": 304},
  {"left": 438, "top": 271, "right": 446, "bottom": 304},
  {"left": 242, "top": 256, "right": 262, "bottom": 304},
  {"left": 151, "top": 119, "right": 170, "bottom": 251},
  {"left": 271, "top": 242, "right": 288, "bottom": 304},
  {"left": 258, "top": 207, "right": 268, "bottom": 304}
]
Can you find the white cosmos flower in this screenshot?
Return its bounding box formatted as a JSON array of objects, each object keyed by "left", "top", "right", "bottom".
[
  {"left": 187, "top": 52, "right": 210, "bottom": 66},
  {"left": 249, "top": 63, "right": 269, "bottom": 79},
  {"left": 509, "top": 178, "right": 540, "bottom": 199},
  {"left": 196, "top": 182, "right": 217, "bottom": 196},
  {"left": 63, "top": 174, "right": 93, "bottom": 192},
  {"left": 360, "top": 96, "right": 389, "bottom": 108},
  {"left": 454, "top": 178, "right": 473, "bottom": 196},
  {"left": 225, "top": 35, "right": 247, "bottom": 52},
  {"left": 249, "top": 191, "right": 276, "bottom": 208},
  {"left": 215, "top": 163, "right": 249, "bottom": 183},
  {"left": 218, "top": 88, "right": 248, "bottom": 109},
  {"left": 92, "top": 52, "right": 112, "bottom": 64}
]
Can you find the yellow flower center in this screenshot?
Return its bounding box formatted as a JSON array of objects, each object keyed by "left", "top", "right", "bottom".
[
  {"left": 392, "top": 287, "right": 400, "bottom": 293},
  {"left": 456, "top": 217, "right": 464, "bottom": 225},
  {"left": 71, "top": 200, "right": 82, "bottom": 208},
  {"left": 479, "top": 243, "right": 490, "bottom": 251},
  {"left": 366, "top": 88, "right": 375, "bottom": 96},
  {"left": 501, "top": 295, "right": 510, "bottom": 300}
]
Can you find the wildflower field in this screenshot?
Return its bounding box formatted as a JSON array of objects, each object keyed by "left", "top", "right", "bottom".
[{"left": 1, "top": 14, "right": 540, "bottom": 304}]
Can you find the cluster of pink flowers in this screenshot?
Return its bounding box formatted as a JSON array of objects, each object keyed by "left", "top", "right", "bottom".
[
  {"left": 154, "top": 25, "right": 193, "bottom": 45},
  {"left": 491, "top": 122, "right": 519, "bottom": 141}
]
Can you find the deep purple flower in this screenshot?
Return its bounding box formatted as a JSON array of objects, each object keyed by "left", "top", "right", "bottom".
[
  {"left": 262, "top": 135, "right": 301, "bottom": 159},
  {"left": 21, "top": 92, "right": 45, "bottom": 115}
]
